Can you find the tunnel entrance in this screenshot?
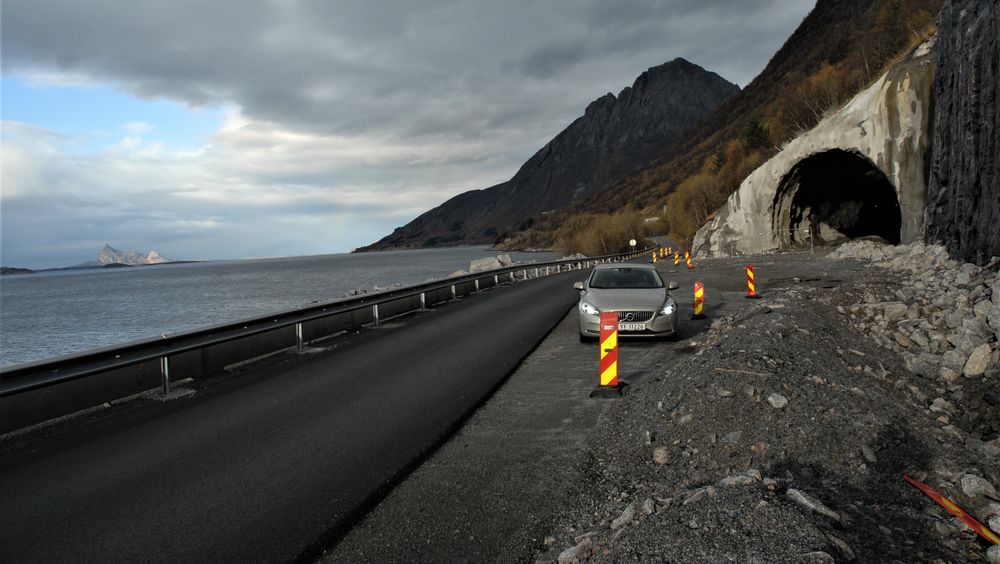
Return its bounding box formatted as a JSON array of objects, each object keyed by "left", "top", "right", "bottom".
[{"left": 772, "top": 149, "right": 901, "bottom": 247}]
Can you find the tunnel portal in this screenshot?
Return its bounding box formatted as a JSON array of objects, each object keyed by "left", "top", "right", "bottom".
[{"left": 772, "top": 149, "right": 902, "bottom": 247}]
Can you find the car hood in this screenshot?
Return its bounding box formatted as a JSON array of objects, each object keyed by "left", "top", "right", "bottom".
[{"left": 583, "top": 288, "right": 668, "bottom": 311}]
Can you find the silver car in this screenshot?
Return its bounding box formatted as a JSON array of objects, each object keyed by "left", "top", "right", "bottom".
[{"left": 574, "top": 263, "right": 679, "bottom": 342}]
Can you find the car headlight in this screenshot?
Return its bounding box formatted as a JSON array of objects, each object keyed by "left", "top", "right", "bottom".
[
  {"left": 660, "top": 298, "right": 676, "bottom": 315},
  {"left": 579, "top": 301, "right": 599, "bottom": 315}
]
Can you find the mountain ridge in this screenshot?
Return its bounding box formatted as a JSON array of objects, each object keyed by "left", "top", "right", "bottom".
[{"left": 356, "top": 57, "right": 738, "bottom": 251}]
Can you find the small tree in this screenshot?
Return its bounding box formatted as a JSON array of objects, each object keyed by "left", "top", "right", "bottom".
[{"left": 742, "top": 118, "right": 771, "bottom": 152}]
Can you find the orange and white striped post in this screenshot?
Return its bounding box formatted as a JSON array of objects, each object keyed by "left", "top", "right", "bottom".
[
  {"left": 599, "top": 311, "right": 618, "bottom": 388},
  {"left": 691, "top": 281, "right": 707, "bottom": 320},
  {"left": 745, "top": 265, "right": 760, "bottom": 299}
]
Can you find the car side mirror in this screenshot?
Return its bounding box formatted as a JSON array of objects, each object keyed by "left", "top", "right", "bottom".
[
  {"left": 573, "top": 281, "right": 585, "bottom": 291},
  {"left": 668, "top": 281, "right": 679, "bottom": 290}
]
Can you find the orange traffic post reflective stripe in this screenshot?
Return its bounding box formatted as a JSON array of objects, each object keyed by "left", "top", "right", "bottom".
[
  {"left": 599, "top": 311, "right": 618, "bottom": 387},
  {"left": 904, "top": 474, "right": 1000, "bottom": 545}
]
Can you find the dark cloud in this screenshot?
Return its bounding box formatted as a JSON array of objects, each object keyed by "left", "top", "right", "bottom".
[{"left": 3, "top": 0, "right": 814, "bottom": 139}]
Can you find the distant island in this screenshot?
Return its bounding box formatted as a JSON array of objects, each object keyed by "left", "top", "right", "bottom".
[
  {"left": 0, "top": 267, "right": 34, "bottom": 276},
  {"left": 2, "top": 245, "right": 180, "bottom": 275},
  {"left": 80, "top": 244, "right": 171, "bottom": 267}
]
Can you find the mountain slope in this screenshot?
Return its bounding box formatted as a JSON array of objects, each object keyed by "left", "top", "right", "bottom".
[
  {"left": 497, "top": 0, "right": 943, "bottom": 254},
  {"left": 357, "top": 58, "right": 738, "bottom": 251},
  {"left": 561, "top": 0, "right": 943, "bottom": 236}
]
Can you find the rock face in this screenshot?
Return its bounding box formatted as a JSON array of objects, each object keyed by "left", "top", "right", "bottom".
[
  {"left": 86, "top": 244, "right": 170, "bottom": 266},
  {"left": 924, "top": 0, "right": 1000, "bottom": 266},
  {"left": 358, "top": 59, "right": 738, "bottom": 251},
  {"left": 693, "top": 39, "right": 937, "bottom": 256}
]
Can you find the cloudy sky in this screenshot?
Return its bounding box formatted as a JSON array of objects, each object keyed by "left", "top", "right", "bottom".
[{"left": 1, "top": 0, "right": 814, "bottom": 269}]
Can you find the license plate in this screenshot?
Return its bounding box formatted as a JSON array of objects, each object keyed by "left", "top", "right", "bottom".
[{"left": 618, "top": 322, "right": 645, "bottom": 332}]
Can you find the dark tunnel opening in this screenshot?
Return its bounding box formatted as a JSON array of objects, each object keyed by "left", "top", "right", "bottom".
[{"left": 772, "top": 149, "right": 902, "bottom": 246}]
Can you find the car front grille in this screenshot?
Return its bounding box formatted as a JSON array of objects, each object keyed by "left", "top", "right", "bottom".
[{"left": 617, "top": 311, "right": 654, "bottom": 323}]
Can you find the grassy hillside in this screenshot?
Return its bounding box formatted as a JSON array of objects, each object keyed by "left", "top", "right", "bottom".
[{"left": 501, "top": 0, "right": 942, "bottom": 255}]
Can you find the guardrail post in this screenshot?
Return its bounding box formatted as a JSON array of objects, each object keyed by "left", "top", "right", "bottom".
[
  {"left": 522, "top": 269, "right": 527, "bottom": 280},
  {"left": 295, "top": 322, "right": 303, "bottom": 353},
  {"left": 373, "top": 304, "right": 380, "bottom": 326},
  {"left": 160, "top": 356, "right": 171, "bottom": 395},
  {"left": 420, "top": 292, "right": 426, "bottom": 311}
]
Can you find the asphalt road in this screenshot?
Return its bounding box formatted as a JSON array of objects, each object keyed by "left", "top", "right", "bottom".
[{"left": 0, "top": 271, "right": 583, "bottom": 564}]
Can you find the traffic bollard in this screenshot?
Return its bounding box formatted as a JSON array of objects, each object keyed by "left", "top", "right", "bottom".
[
  {"left": 691, "top": 281, "right": 707, "bottom": 320},
  {"left": 746, "top": 265, "right": 760, "bottom": 299},
  {"left": 590, "top": 311, "right": 623, "bottom": 398}
]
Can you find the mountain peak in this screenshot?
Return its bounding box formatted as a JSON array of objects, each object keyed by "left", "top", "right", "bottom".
[{"left": 358, "top": 58, "right": 738, "bottom": 251}]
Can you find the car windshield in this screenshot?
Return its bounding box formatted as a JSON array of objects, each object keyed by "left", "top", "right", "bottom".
[{"left": 589, "top": 268, "right": 663, "bottom": 289}]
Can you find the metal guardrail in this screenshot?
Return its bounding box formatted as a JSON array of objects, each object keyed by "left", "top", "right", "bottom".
[{"left": 0, "top": 249, "right": 650, "bottom": 409}]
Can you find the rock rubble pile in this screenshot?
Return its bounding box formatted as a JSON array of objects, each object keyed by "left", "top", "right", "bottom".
[
  {"left": 830, "top": 240, "right": 1000, "bottom": 441},
  {"left": 535, "top": 245, "right": 1000, "bottom": 563}
]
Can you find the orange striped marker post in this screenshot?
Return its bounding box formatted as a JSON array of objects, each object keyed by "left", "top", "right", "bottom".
[
  {"left": 685, "top": 252, "right": 694, "bottom": 270},
  {"left": 745, "top": 265, "right": 760, "bottom": 299},
  {"left": 691, "top": 281, "right": 707, "bottom": 320},
  {"left": 651, "top": 251, "right": 657, "bottom": 263},
  {"left": 673, "top": 253, "right": 680, "bottom": 266},
  {"left": 591, "top": 311, "right": 622, "bottom": 397},
  {"left": 904, "top": 474, "right": 1000, "bottom": 545}
]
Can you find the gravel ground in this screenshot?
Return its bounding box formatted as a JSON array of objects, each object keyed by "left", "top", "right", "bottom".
[{"left": 537, "top": 243, "right": 1000, "bottom": 564}]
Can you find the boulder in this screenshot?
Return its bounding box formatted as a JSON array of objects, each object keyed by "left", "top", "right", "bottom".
[
  {"left": 470, "top": 257, "right": 505, "bottom": 273},
  {"left": 964, "top": 344, "right": 993, "bottom": 377}
]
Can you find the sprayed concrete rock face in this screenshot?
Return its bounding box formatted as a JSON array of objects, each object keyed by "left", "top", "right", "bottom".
[{"left": 694, "top": 38, "right": 937, "bottom": 257}]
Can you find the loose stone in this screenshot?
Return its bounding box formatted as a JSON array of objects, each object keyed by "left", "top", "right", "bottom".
[
  {"left": 557, "top": 538, "right": 592, "bottom": 564},
  {"left": 989, "top": 545, "right": 1000, "bottom": 564},
  {"left": 641, "top": 498, "right": 655, "bottom": 515},
  {"left": 960, "top": 474, "right": 998, "bottom": 499},
  {"left": 610, "top": 503, "right": 635, "bottom": 530},
  {"left": 786, "top": 488, "right": 842, "bottom": 522},
  {"left": 963, "top": 344, "right": 992, "bottom": 377}
]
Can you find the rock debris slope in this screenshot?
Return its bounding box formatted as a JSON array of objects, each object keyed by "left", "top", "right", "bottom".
[{"left": 537, "top": 242, "right": 998, "bottom": 563}]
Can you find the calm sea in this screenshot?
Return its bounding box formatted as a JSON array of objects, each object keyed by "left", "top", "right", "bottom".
[{"left": 0, "top": 246, "right": 559, "bottom": 368}]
